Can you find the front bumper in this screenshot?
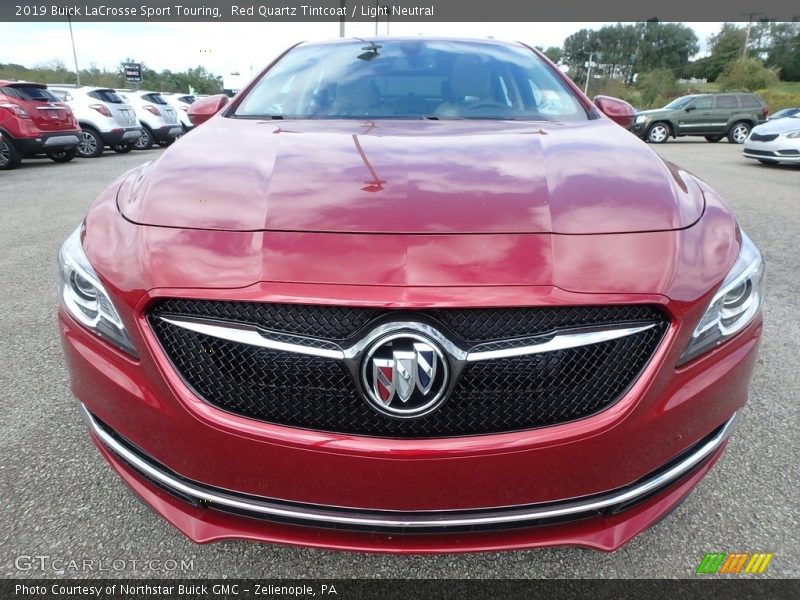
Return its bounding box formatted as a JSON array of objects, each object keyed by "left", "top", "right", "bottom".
[
  {"left": 629, "top": 121, "right": 649, "bottom": 137},
  {"left": 744, "top": 139, "right": 800, "bottom": 163},
  {"left": 60, "top": 295, "right": 761, "bottom": 552},
  {"left": 83, "top": 404, "right": 738, "bottom": 532}
]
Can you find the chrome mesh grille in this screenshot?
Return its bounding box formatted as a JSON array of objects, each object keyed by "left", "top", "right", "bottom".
[{"left": 149, "top": 301, "right": 668, "bottom": 438}]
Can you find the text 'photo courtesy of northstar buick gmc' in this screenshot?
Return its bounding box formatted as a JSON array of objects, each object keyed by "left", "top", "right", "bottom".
[{"left": 58, "top": 38, "right": 764, "bottom": 553}]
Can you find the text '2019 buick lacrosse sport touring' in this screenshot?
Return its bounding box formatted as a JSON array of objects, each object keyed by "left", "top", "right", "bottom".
[{"left": 58, "top": 38, "right": 764, "bottom": 553}]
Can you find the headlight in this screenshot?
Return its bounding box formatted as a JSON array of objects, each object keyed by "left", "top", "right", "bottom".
[
  {"left": 785, "top": 129, "right": 800, "bottom": 139},
  {"left": 58, "top": 225, "right": 137, "bottom": 357},
  {"left": 678, "top": 230, "right": 764, "bottom": 365},
  {"left": 635, "top": 115, "right": 648, "bottom": 124}
]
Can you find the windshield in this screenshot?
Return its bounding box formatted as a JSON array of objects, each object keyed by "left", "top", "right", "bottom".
[
  {"left": 663, "top": 96, "right": 696, "bottom": 110},
  {"left": 234, "top": 40, "right": 587, "bottom": 121}
]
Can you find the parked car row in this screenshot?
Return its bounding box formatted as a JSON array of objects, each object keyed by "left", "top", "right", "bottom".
[{"left": 0, "top": 81, "right": 197, "bottom": 169}]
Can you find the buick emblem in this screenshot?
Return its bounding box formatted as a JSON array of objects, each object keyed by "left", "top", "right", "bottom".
[{"left": 361, "top": 332, "right": 449, "bottom": 418}]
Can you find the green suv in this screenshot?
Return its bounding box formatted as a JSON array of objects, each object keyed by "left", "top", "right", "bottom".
[{"left": 631, "top": 93, "right": 768, "bottom": 144}]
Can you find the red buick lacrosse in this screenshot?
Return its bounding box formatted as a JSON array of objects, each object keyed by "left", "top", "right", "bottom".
[{"left": 58, "top": 38, "right": 764, "bottom": 552}]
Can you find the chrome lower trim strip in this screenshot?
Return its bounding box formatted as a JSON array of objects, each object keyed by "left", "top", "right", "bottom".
[
  {"left": 158, "top": 316, "right": 657, "bottom": 363},
  {"left": 81, "top": 404, "right": 737, "bottom": 530}
]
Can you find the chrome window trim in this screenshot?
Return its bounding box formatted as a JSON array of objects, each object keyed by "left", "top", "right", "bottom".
[
  {"left": 158, "top": 316, "right": 657, "bottom": 363},
  {"left": 80, "top": 404, "right": 737, "bottom": 530}
]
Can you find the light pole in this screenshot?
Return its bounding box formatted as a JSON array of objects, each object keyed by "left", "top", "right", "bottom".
[
  {"left": 583, "top": 51, "right": 594, "bottom": 96},
  {"left": 67, "top": 16, "right": 81, "bottom": 85}
]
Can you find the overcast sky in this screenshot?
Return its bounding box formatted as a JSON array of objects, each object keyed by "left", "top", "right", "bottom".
[{"left": 1, "top": 21, "right": 724, "bottom": 79}]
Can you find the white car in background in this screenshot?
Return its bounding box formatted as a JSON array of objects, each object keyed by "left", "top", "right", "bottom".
[
  {"left": 743, "top": 114, "right": 800, "bottom": 165},
  {"left": 161, "top": 93, "right": 196, "bottom": 131},
  {"left": 49, "top": 85, "right": 142, "bottom": 157},
  {"left": 116, "top": 90, "right": 182, "bottom": 150}
]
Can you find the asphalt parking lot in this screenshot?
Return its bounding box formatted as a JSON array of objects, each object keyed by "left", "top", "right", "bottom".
[{"left": 0, "top": 139, "right": 798, "bottom": 579}]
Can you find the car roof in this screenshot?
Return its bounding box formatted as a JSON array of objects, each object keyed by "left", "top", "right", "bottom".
[
  {"left": 49, "top": 85, "right": 116, "bottom": 92},
  {"left": 0, "top": 79, "right": 46, "bottom": 87}
]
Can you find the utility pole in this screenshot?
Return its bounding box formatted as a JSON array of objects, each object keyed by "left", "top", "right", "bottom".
[
  {"left": 742, "top": 12, "right": 763, "bottom": 59},
  {"left": 584, "top": 51, "right": 594, "bottom": 96},
  {"left": 67, "top": 16, "right": 81, "bottom": 85}
]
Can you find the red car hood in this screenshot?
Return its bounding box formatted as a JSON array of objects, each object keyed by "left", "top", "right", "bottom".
[{"left": 117, "top": 118, "right": 704, "bottom": 234}]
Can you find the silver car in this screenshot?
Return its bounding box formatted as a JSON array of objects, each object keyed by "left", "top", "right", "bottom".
[
  {"left": 49, "top": 85, "right": 142, "bottom": 157},
  {"left": 743, "top": 114, "right": 800, "bottom": 165},
  {"left": 116, "top": 90, "right": 182, "bottom": 150}
]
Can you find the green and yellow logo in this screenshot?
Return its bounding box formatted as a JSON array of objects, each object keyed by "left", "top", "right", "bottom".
[{"left": 696, "top": 552, "right": 774, "bottom": 574}]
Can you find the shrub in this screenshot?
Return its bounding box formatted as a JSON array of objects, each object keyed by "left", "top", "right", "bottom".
[
  {"left": 717, "top": 58, "right": 780, "bottom": 91},
  {"left": 636, "top": 69, "right": 681, "bottom": 107},
  {"left": 591, "top": 78, "right": 642, "bottom": 108},
  {"left": 755, "top": 89, "right": 800, "bottom": 113}
]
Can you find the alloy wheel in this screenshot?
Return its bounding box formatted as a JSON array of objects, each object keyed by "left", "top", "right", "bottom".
[
  {"left": 732, "top": 124, "right": 749, "bottom": 144},
  {"left": 134, "top": 129, "right": 151, "bottom": 150},
  {"left": 648, "top": 124, "right": 668, "bottom": 143},
  {"left": 78, "top": 131, "right": 98, "bottom": 157},
  {"left": 0, "top": 142, "right": 9, "bottom": 167}
]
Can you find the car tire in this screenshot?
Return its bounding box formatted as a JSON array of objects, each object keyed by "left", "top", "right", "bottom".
[
  {"left": 134, "top": 126, "right": 154, "bottom": 151},
  {"left": 704, "top": 135, "right": 723, "bottom": 142},
  {"left": 0, "top": 137, "right": 22, "bottom": 170},
  {"left": 646, "top": 122, "right": 670, "bottom": 144},
  {"left": 46, "top": 148, "right": 77, "bottom": 163},
  {"left": 727, "top": 121, "right": 751, "bottom": 144},
  {"left": 112, "top": 143, "right": 134, "bottom": 154},
  {"left": 156, "top": 137, "right": 175, "bottom": 148},
  {"left": 77, "top": 127, "right": 104, "bottom": 158}
]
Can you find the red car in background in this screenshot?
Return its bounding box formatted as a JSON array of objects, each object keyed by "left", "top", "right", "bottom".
[
  {"left": 59, "top": 39, "right": 763, "bottom": 553},
  {"left": 0, "top": 80, "right": 81, "bottom": 169}
]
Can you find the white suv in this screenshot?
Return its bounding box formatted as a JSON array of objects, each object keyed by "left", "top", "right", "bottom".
[
  {"left": 116, "top": 90, "right": 182, "bottom": 150},
  {"left": 161, "top": 93, "right": 196, "bottom": 131},
  {"left": 49, "top": 85, "right": 142, "bottom": 157}
]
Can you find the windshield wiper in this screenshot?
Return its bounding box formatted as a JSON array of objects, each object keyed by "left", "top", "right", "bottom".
[{"left": 231, "top": 114, "right": 286, "bottom": 120}]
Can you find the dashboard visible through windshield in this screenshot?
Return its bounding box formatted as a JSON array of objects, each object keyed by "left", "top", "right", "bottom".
[{"left": 233, "top": 40, "right": 587, "bottom": 121}]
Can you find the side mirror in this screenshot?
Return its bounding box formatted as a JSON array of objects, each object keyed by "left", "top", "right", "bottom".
[
  {"left": 188, "top": 94, "right": 229, "bottom": 126},
  {"left": 593, "top": 95, "right": 635, "bottom": 129},
  {"left": 685, "top": 105, "right": 696, "bottom": 112}
]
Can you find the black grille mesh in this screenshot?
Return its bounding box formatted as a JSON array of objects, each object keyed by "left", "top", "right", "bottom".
[
  {"left": 749, "top": 133, "right": 779, "bottom": 142},
  {"left": 149, "top": 301, "right": 667, "bottom": 438}
]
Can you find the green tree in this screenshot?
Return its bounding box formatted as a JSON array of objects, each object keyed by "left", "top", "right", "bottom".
[
  {"left": 764, "top": 22, "right": 800, "bottom": 81},
  {"left": 635, "top": 21, "right": 699, "bottom": 75},
  {"left": 563, "top": 28, "right": 594, "bottom": 85},
  {"left": 542, "top": 46, "right": 563, "bottom": 64},
  {"left": 701, "top": 24, "right": 747, "bottom": 81}
]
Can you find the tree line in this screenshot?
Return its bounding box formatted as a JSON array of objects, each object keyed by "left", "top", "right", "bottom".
[
  {"left": 0, "top": 59, "right": 223, "bottom": 94},
  {"left": 542, "top": 21, "right": 799, "bottom": 86},
  {"left": 536, "top": 21, "right": 799, "bottom": 109}
]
